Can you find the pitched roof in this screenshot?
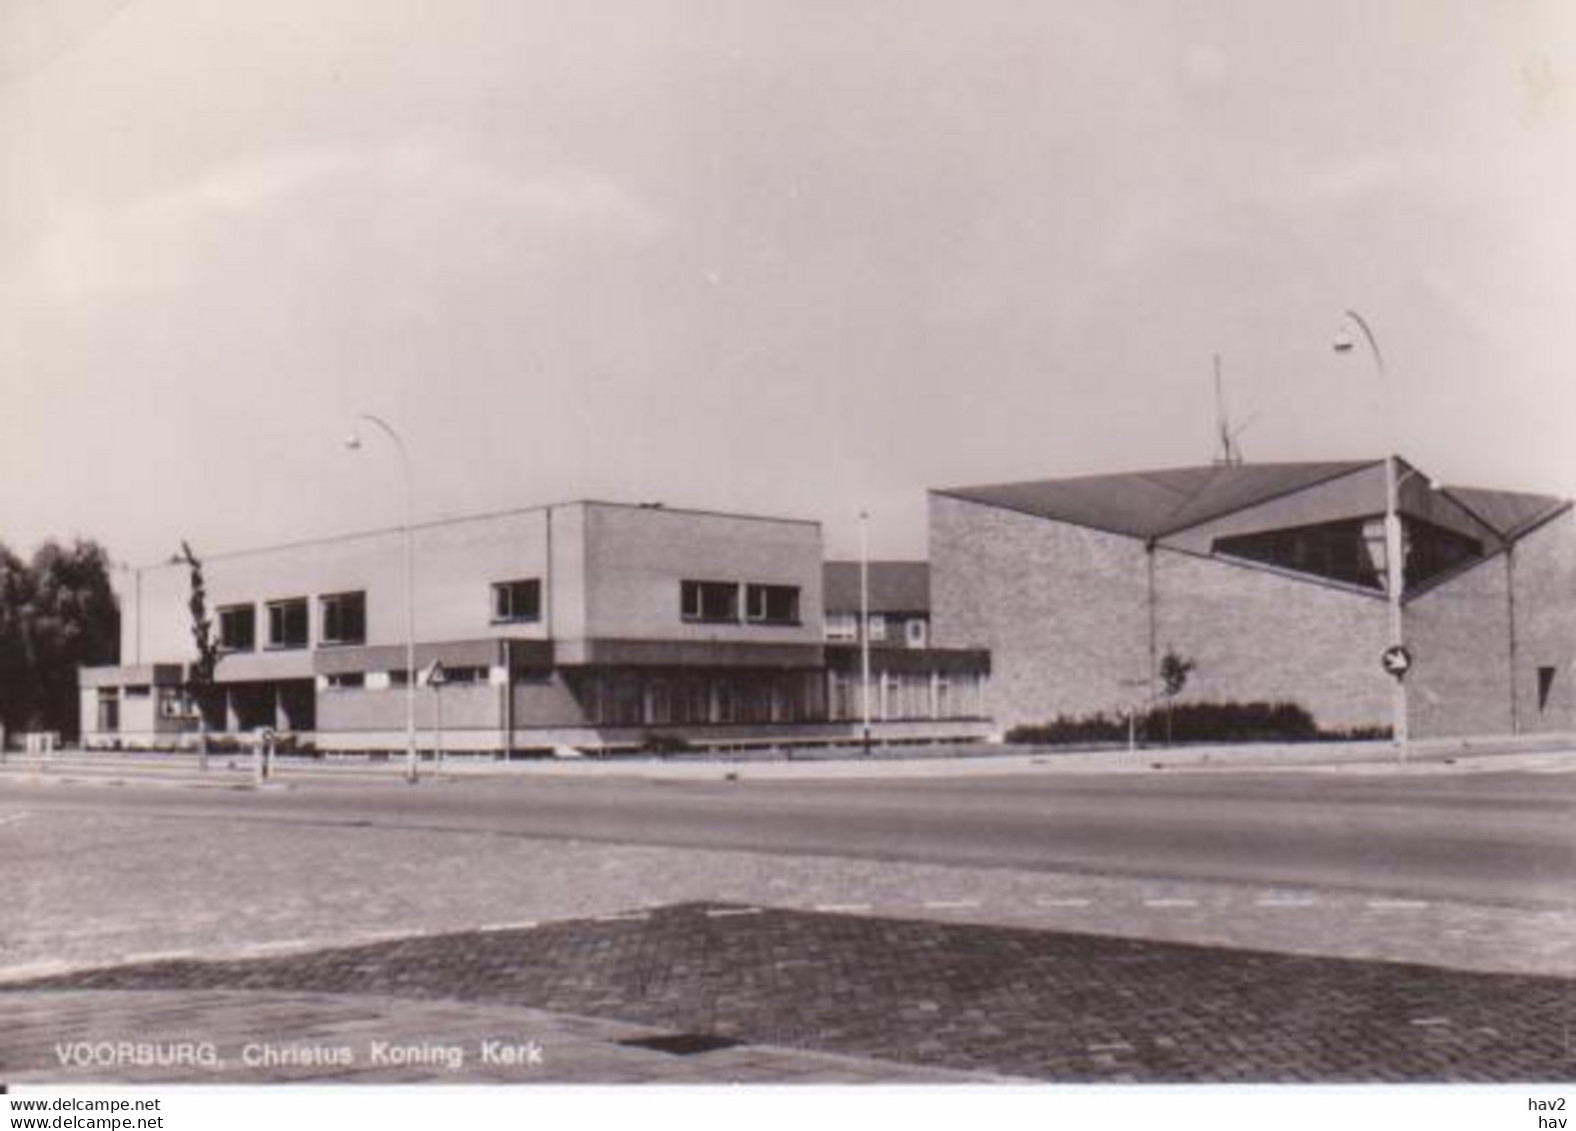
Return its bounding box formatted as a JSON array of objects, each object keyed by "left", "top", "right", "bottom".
[
  {"left": 823, "top": 561, "right": 929, "bottom": 613},
  {"left": 933, "top": 462, "right": 1378, "bottom": 540},
  {"left": 935, "top": 461, "right": 1570, "bottom": 544},
  {"left": 1440, "top": 486, "right": 1571, "bottom": 542}
]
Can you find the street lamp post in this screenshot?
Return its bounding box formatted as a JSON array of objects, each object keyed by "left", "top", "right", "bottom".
[
  {"left": 345, "top": 413, "right": 419, "bottom": 784},
  {"left": 1334, "top": 310, "right": 1409, "bottom": 763},
  {"left": 859, "top": 509, "right": 873, "bottom": 756}
]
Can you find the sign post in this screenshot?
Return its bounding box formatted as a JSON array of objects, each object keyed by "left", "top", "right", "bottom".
[
  {"left": 423, "top": 661, "right": 448, "bottom": 767},
  {"left": 253, "top": 727, "right": 276, "bottom": 786},
  {"left": 1380, "top": 645, "right": 1413, "bottom": 763}
]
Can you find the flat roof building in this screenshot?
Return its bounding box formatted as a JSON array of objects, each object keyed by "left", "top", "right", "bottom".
[{"left": 82, "top": 500, "right": 989, "bottom": 753}]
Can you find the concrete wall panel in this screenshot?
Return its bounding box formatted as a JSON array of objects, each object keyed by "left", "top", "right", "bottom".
[{"left": 583, "top": 505, "right": 823, "bottom": 645}]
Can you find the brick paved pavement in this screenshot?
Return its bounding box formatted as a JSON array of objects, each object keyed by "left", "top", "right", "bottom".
[
  {"left": 7, "top": 902, "right": 1575, "bottom": 1083},
  {"left": 0, "top": 987, "right": 992, "bottom": 1084},
  {"left": 6, "top": 805, "right": 1573, "bottom": 983}
]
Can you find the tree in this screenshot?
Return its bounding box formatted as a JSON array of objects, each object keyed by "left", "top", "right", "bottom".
[
  {"left": 27, "top": 540, "right": 119, "bottom": 738},
  {"left": 179, "top": 541, "right": 220, "bottom": 768},
  {"left": 0, "top": 542, "right": 34, "bottom": 737},
  {"left": 0, "top": 538, "right": 118, "bottom": 742},
  {"left": 1158, "top": 648, "right": 1196, "bottom": 746}
]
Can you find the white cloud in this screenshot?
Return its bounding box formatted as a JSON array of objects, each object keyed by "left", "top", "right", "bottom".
[{"left": 20, "top": 140, "right": 664, "bottom": 302}]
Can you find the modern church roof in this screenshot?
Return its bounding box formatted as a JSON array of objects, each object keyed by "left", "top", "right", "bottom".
[
  {"left": 934, "top": 461, "right": 1570, "bottom": 544},
  {"left": 1441, "top": 487, "right": 1573, "bottom": 543}
]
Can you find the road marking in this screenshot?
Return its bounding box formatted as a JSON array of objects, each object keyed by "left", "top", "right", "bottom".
[
  {"left": 1142, "top": 898, "right": 1200, "bottom": 909},
  {"left": 813, "top": 903, "right": 873, "bottom": 914},
  {"left": 1254, "top": 897, "right": 1320, "bottom": 908},
  {"left": 921, "top": 900, "right": 981, "bottom": 910},
  {"left": 240, "top": 939, "right": 317, "bottom": 955},
  {"left": 1087, "top": 1041, "right": 1135, "bottom": 1053},
  {"left": 1366, "top": 899, "right": 1429, "bottom": 910},
  {"left": 1034, "top": 897, "right": 1093, "bottom": 908},
  {"left": 704, "top": 907, "right": 764, "bottom": 918},
  {"left": 123, "top": 950, "right": 196, "bottom": 965},
  {"left": 478, "top": 920, "right": 540, "bottom": 933},
  {"left": 1410, "top": 1017, "right": 1451, "bottom": 1027},
  {"left": 0, "top": 811, "right": 31, "bottom": 829}
]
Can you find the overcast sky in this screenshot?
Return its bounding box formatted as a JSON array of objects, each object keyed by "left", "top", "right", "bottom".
[{"left": 2, "top": 0, "right": 1573, "bottom": 565}]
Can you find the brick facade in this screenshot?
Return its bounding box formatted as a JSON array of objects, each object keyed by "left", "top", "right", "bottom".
[
  {"left": 1405, "top": 555, "right": 1514, "bottom": 739},
  {"left": 929, "top": 493, "right": 1150, "bottom": 728},
  {"left": 932, "top": 480, "right": 1575, "bottom": 740},
  {"left": 1507, "top": 510, "right": 1576, "bottom": 733},
  {"left": 1153, "top": 550, "right": 1389, "bottom": 732}
]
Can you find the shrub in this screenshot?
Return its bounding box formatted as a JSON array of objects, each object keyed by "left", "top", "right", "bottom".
[
  {"left": 1006, "top": 700, "right": 1328, "bottom": 746},
  {"left": 1005, "top": 715, "right": 1126, "bottom": 745},
  {"left": 1162, "top": 700, "right": 1316, "bottom": 743}
]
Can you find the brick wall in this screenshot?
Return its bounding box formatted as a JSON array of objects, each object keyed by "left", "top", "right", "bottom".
[
  {"left": 1405, "top": 553, "right": 1514, "bottom": 738},
  {"left": 1154, "top": 551, "right": 1390, "bottom": 732},
  {"left": 929, "top": 494, "right": 1151, "bottom": 730},
  {"left": 1508, "top": 510, "right": 1576, "bottom": 734}
]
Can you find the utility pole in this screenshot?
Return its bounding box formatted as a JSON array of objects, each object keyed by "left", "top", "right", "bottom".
[{"left": 859, "top": 509, "right": 873, "bottom": 756}]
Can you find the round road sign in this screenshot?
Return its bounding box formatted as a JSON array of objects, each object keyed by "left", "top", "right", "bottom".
[{"left": 1381, "top": 645, "right": 1412, "bottom": 679}]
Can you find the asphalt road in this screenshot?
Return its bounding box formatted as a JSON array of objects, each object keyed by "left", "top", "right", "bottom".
[{"left": 5, "top": 766, "right": 1573, "bottom": 909}]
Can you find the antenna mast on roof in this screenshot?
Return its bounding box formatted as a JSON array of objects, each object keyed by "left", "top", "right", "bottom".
[{"left": 1212, "top": 354, "right": 1255, "bottom": 466}]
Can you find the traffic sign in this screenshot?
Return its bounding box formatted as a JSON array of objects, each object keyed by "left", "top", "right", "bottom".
[
  {"left": 1381, "top": 645, "right": 1412, "bottom": 679},
  {"left": 423, "top": 660, "right": 448, "bottom": 687}
]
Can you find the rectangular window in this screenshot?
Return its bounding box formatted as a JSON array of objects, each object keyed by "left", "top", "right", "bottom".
[
  {"left": 905, "top": 618, "right": 928, "bottom": 648},
  {"left": 325, "top": 672, "right": 364, "bottom": 690},
  {"left": 123, "top": 685, "right": 151, "bottom": 699},
  {"left": 218, "top": 605, "right": 255, "bottom": 652},
  {"left": 431, "top": 665, "right": 486, "bottom": 686},
  {"left": 681, "top": 580, "right": 739, "bottom": 624},
  {"left": 267, "top": 599, "right": 309, "bottom": 649},
  {"left": 867, "top": 614, "right": 887, "bottom": 642},
  {"left": 825, "top": 613, "right": 857, "bottom": 642},
  {"left": 1538, "top": 666, "right": 1557, "bottom": 713},
  {"left": 97, "top": 688, "right": 119, "bottom": 733},
  {"left": 320, "top": 591, "right": 367, "bottom": 646},
  {"left": 492, "top": 579, "right": 542, "bottom": 623},
  {"left": 746, "top": 584, "right": 801, "bottom": 625}
]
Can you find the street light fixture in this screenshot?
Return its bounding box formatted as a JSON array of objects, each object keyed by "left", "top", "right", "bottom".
[
  {"left": 345, "top": 413, "right": 419, "bottom": 784},
  {"left": 1333, "top": 310, "right": 1409, "bottom": 763}
]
